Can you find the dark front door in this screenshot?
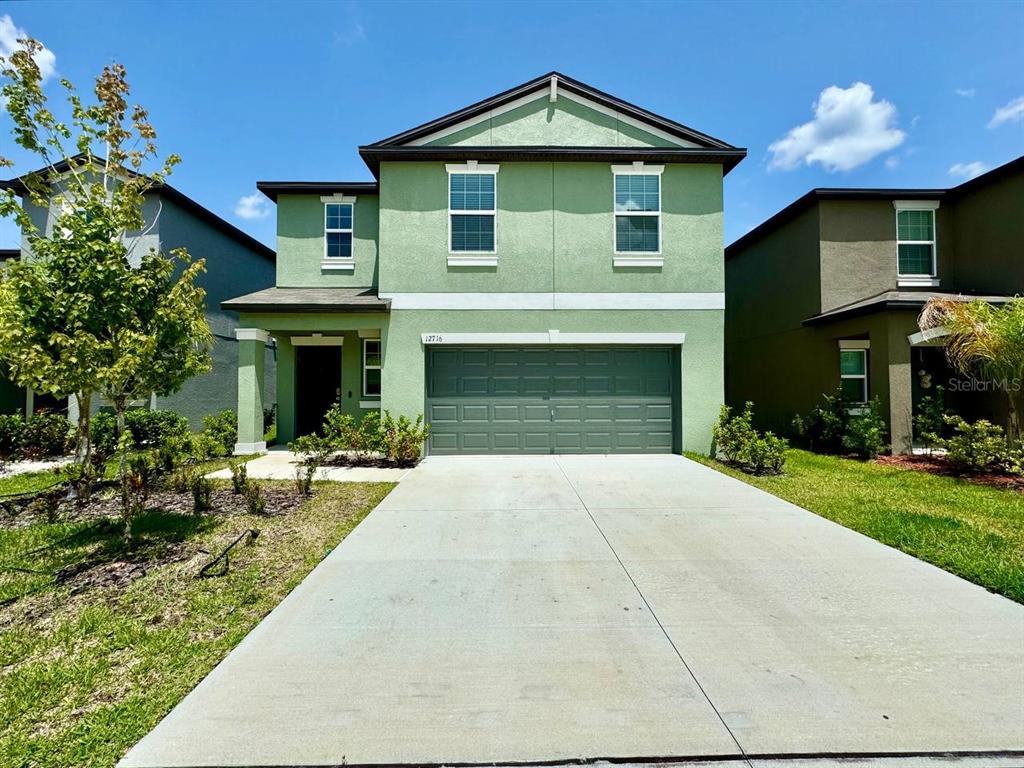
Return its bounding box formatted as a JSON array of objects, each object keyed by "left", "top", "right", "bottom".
[{"left": 296, "top": 345, "right": 342, "bottom": 437}]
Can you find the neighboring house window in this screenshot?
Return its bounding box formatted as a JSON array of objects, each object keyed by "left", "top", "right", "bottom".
[
  {"left": 449, "top": 171, "right": 496, "bottom": 253},
  {"left": 324, "top": 202, "right": 353, "bottom": 259},
  {"left": 362, "top": 338, "right": 381, "bottom": 397},
  {"left": 894, "top": 202, "right": 938, "bottom": 278},
  {"left": 840, "top": 349, "right": 868, "bottom": 403},
  {"left": 614, "top": 173, "right": 661, "bottom": 253}
]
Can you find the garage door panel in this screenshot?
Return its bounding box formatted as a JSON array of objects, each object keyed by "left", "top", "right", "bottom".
[{"left": 426, "top": 346, "right": 676, "bottom": 455}]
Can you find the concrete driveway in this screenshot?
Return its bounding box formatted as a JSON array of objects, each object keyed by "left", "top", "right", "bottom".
[{"left": 121, "top": 455, "right": 1024, "bottom": 767}]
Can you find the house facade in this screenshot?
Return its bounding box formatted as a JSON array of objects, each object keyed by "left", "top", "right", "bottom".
[
  {"left": 0, "top": 167, "right": 278, "bottom": 427},
  {"left": 725, "top": 155, "right": 1023, "bottom": 453},
  {"left": 226, "top": 73, "right": 745, "bottom": 455}
]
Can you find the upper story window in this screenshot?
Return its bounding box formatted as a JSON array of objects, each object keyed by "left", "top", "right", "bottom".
[
  {"left": 894, "top": 200, "right": 939, "bottom": 283},
  {"left": 324, "top": 202, "right": 353, "bottom": 259},
  {"left": 612, "top": 164, "right": 664, "bottom": 263},
  {"left": 448, "top": 164, "right": 498, "bottom": 254}
]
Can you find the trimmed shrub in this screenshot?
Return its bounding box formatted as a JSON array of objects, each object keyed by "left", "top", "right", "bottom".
[
  {"left": 380, "top": 412, "right": 429, "bottom": 465},
  {"left": 943, "top": 415, "right": 1007, "bottom": 472},
  {"left": 913, "top": 387, "right": 947, "bottom": 451},
  {"left": 191, "top": 474, "right": 213, "bottom": 513},
  {"left": 22, "top": 412, "right": 72, "bottom": 459},
  {"left": 842, "top": 398, "right": 888, "bottom": 460},
  {"left": 289, "top": 433, "right": 333, "bottom": 495},
  {"left": 229, "top": 460, "right": 248, "bottom": 494},
  {"left": 243, "top": 482, "right": 266, "bottom": 515},
  {"left": 91, "top": 409, "right": 190, "bottom": 459},
  {"left": 0, "top": 414, "right": 25, "bottom": 459},
  {"left": 792, "top": 389, "right": 848, "bottom": 454},
  {"left": 714, "top": 402, "right": 787, "bottom": 475},
  {"left": 201, "top": 410, "right": 237, "bottom": 457}
]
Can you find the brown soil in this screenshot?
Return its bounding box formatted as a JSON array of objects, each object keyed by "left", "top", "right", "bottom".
[
  {"left": 875, "top": 453, "right": 1024, "bottom": 491},
  {"left": 0, "top": 483, "right": 314, "bottom": 598}
]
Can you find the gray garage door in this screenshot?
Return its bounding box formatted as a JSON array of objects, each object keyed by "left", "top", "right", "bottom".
[{"left": 426, "top": 346, "right": 676, "bottom": 454}]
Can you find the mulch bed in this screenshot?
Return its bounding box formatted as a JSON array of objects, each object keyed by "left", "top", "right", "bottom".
[
  {"left": 1, "top": 485, "right": 308, "bottom": 531},
  {"left": 875, "top": 453, "right": 1024, "bottom": 491},
  {"left": 1, "top": 482, "right": 316, "bottom": 601}
]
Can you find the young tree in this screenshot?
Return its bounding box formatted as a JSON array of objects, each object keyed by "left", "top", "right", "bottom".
[
  {"left": 919, "top": 297, "right": 1024, "bottom": 445},
  {"left": 0, "top": 38, "right": 211, "bottom": 531}
]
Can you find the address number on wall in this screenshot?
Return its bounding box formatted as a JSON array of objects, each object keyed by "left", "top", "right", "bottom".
[{"left": 423, "top": 334, "right": 445, "bottom": 344}]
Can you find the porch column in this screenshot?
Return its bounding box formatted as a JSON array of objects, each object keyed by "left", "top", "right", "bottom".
[
  {"left": 888, "top": 320, "right": 914, "bottom": 454},
  {"left": 235, "top": 328, "right": 269, "bottom": 455}
]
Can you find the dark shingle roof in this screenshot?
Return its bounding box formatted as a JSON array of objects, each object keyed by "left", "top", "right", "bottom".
[
  {"left": 803, "top": 290, "right": 1014, "bottom": 326},
  {"left": 0, "top": 157, "right": 275, "bottom": 262},
  {"left": 221, "top": 286, "right": 389, "bottom": 313},
  {"left": 727, "top": 154, "right": 1024, "bottom": 259}
]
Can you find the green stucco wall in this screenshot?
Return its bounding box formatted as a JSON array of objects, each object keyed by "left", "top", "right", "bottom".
[
  {"left": 238, "top": 312, "right": 388, "bottom": 445},
  {"left": 381, "top": 309, "right": 723, "bottom": 455},
  {"left": 378, "top": 161, "right": 723, "bottom": 294},
  {"left": 275, "top": 194, "right": 379, "bottom": 288},
  {"left": 425, "top": 95, "right": 684, "bottom": 148}
]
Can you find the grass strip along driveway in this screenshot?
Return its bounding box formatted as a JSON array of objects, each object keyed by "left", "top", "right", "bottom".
[
  {"left": 690, "top": 448, "right": 1024, "bottom": 603},
  {"left": 0, "top": 480, "right": 393, "bottom": 768}
]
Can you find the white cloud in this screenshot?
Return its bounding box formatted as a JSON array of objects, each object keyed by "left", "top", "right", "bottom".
[
  {"left": 910, "top": 115, "right": 921, "bottom": 129},
  {"left": 234, "top": 193, "right": 270, "bottom": 221},
  {"left": 884, "top": 156, "right": 900, "bottom": 169},
  {"left": 768, "top": 82, "right": 906, "bottom": 173},
  {"left": 954, "top": 88, "right": 976, "bottom": 98},
  {"left": 988, "top": 96, "right": 1024, "bottom": 129},
  {"left": 948, "top": 161, "right": 989, "bottom": 181},
  {"left": 0, "top": 15, "right": 56, "bottom": 82}
]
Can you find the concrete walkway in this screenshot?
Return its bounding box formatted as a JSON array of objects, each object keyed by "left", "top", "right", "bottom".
[
  {"left": 206, "top": 449, "right": 411, "bottom": 482},
  {"left": 121, "top": 455, "right": 1024, "bottom": 767}
]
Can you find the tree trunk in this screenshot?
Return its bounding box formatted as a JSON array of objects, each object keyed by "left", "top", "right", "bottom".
[
  {"left": 114, "top": 399, "right": 132, "bottom": 544},
  {"left": 1007, "top": 389, "right": 1024, "bottom": 448},
  {"left": 71, "top": 391, "right": 93, "bottom": 502}
]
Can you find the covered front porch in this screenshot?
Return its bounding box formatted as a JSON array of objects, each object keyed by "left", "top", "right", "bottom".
[{"left": 223, "top": 287, "right": 390, "bottom": 453}]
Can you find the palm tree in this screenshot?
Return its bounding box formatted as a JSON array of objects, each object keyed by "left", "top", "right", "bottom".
[{"left": 919, "top": 297, "right": 1024, "bottom": 444}]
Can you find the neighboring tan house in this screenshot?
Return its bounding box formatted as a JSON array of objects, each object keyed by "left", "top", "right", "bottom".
[
  {"left": 725, "top": 155, "right": 1023, "bottom": 453},
  {"left": 0, "top": 163, "right": 278, "bottom": 428},
  {"left": 224, "top": 72, "right": 746, "bottom": 455}
]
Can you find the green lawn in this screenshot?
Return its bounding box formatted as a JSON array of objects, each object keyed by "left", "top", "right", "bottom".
[
  {"left": 0, "top": 454, "right": 257, "bottom": 500},
  {"left": 0, "top": 480, "right": 393, "bottom": 768},
  {"left": 688, "top": 448, "right": 1024, "bottom": 604}
]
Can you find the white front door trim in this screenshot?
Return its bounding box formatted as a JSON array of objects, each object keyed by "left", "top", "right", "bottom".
[{"left": 381, "top": 292, "right": 724, "bottom": 310}]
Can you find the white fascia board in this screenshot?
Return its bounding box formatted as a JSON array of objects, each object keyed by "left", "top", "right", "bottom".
[
  {"left": 908, "top": 326, "right": 950, "bottom": 346},
  {"left": 893, "top": 199, "right": 940, "bottom": 210},
  {"left": 611, "top": 163, "right": 666, "bottom": 175},
  {"left": 381, "top": 292, "right": 725, "bottom": 310},
  {"left": 291, "top": 335, "right": 344, "bottom": 346},
  {"left": 321, "top": 260, "right": 355, "bottom": 272},
  {"left": 445, "top": 161, "right": 500, "bottom": 174},
  {"left": 235, "top": 328, "right": 270, "bottom": 342},
  {"left": 420, "top": 331, "right": 686, "bottom": 345}
]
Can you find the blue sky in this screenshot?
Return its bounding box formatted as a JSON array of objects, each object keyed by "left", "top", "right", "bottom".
[{"left": 1, "top": 0, "right": 1021, "bottom": 250}]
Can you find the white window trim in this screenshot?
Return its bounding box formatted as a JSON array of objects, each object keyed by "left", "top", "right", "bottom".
[
  {"left": 893, "top": 200, "right": 939, "bottom": 281},
  {"left": 447, "top": 162, "right": 499, "bottom": 261},
  {"left": 840, "top": 347, "right": 869, "bottom": 404},
  {"left": 322, "top": 195, "right": 357, "bottom": 268},
  {"left": 612, "top": 164, "right": 663, "bottom": 262},
  {"left": 362, "top": 337, "right": 381, "bottom": 399}
]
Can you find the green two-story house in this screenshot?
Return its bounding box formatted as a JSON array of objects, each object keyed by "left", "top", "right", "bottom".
[{"left": 225, "top": 72, "right": 745, "bottom": 455}]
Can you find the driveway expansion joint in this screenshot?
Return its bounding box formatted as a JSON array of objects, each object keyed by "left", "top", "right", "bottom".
[{"left": 553, "top": 457, "right": 753, "bottom": 767}]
